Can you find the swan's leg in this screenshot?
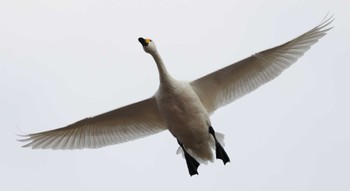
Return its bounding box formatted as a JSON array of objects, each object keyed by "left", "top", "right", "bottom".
[
  {"left": 177, "top": 140, "right": 200, "bottom": 176},
  {"left": 209, "top": 126, "right": 230, "bottom": 164}
]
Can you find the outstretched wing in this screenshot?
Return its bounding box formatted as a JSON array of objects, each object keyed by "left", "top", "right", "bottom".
[
  {"left": 191, "top": 17, "right": 333, "bottom": 114},
  {"left": 20, "top": 97, "right": 166, "bottom": 149}
]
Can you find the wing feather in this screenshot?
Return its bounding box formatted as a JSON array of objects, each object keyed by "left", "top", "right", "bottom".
[
  {"left": 20, "top": 97, "right": 166, "bottom": 149},
  {"left": 191, "top": 16, "right": 333, "bottom": 114}
]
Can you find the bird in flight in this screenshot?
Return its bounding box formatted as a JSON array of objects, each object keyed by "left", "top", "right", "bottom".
[{"left": 20, "top": 16, "right": 333, "bottom": 176}]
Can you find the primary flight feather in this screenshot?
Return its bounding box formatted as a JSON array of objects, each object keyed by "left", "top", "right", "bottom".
[{"left": 20, "top": 16, "right": 333, "bottom": 176}]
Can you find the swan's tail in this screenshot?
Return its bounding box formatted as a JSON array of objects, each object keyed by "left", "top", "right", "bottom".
[{"left": 176, "top": 130, "right": 228, "bottom": 164}]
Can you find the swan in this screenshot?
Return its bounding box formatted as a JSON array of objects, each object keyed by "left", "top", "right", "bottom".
[{"left": 20, "top": 17, "right": 333, "bottom": 176}]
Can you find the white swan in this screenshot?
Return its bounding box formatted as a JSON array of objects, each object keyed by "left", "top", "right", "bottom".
[{"left": 20, "top": 17, "right": 333, "bottom": 176}]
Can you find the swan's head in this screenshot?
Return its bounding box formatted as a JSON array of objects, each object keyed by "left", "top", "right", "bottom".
[{"left": 138, "top": 37, "right": 157, "bottom": 54}]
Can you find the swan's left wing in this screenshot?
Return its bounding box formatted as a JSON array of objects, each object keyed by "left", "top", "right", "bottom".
[
  {"left": 191, "top": 17, "right": 333, "bottom": 114},
  {"left": 20, "top": 97, "right": 166, "bottom": 149}
]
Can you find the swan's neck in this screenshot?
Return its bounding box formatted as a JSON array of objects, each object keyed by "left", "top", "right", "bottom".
[{"left": 151, "top": 51, "right": 173, "bottom": 84}]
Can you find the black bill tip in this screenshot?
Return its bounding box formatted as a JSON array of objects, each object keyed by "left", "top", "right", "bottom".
[{"left": 138, "top": 37, "right": 148, "bottom": 46}]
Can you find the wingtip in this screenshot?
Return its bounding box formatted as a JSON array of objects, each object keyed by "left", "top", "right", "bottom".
[
  {"left": 21, "top": 142, "right": 33, "bottom": 149},
  {"left": 16, "top": 133, "right": 31, "bottom": 143},
  {"left": 16, "top": 133, "right": 36, "bottom": 149},
  {"left": 318, "top": 13, "right": 335, "bottom": 30}
]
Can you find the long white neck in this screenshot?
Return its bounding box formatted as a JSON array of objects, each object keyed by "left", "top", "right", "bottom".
[{"left": 150, "top": 50, "right": 173, "bottom": 84}]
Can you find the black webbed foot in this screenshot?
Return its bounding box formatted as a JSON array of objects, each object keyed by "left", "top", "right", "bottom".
[
  {"left": 177, "top": 140, "right": 200, "bottom": 176},
  {"left": 209, "top": 126, "right": 230, "bottom": 164}
]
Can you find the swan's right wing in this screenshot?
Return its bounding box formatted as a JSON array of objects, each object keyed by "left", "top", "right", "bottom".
[
  {"left": 20, "top": 97, "right": 166, "bottom": 149},
  {"left": 191, "top": 17, "right": 333, "bottom": 114}
]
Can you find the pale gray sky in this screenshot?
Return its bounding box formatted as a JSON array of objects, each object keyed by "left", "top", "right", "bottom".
[{"left": 1, "top": 0, "right": 349, "bottom": 191}]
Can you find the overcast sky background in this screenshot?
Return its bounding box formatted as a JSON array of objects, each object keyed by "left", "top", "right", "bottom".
[{"left": 1, "top": 0, "right": 349, "bottom": 191}]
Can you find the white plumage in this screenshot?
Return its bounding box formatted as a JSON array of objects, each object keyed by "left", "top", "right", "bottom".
[{"left": 20, "top": 16, "right": 333, "bottom": 175}]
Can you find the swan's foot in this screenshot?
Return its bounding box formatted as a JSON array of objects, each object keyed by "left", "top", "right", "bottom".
[
  {"left": 209, "top": 126, "right": 230, "bottom": 164},
  {"left": 177, "top": 140, "right": 200, "bottom": 176}
]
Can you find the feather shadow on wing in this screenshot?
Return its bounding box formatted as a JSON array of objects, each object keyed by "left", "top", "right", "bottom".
[
  {"left": 19, "top": 97, "right": 166, "bottom": 149},
  {"left": 191, "top": 16, "right": 333, "bottom": 114}
]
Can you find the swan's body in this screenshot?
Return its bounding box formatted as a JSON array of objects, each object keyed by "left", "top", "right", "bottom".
[
  {"left": 20, "top": 17, "right": 333, "bottom": 176},
  {"left": 156, "top": 79, "right": 214, "bottom": 161}
]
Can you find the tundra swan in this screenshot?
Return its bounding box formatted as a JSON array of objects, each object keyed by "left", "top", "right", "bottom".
[{"left": 20, "top": 17, "right": 333, "bottom": 176}]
